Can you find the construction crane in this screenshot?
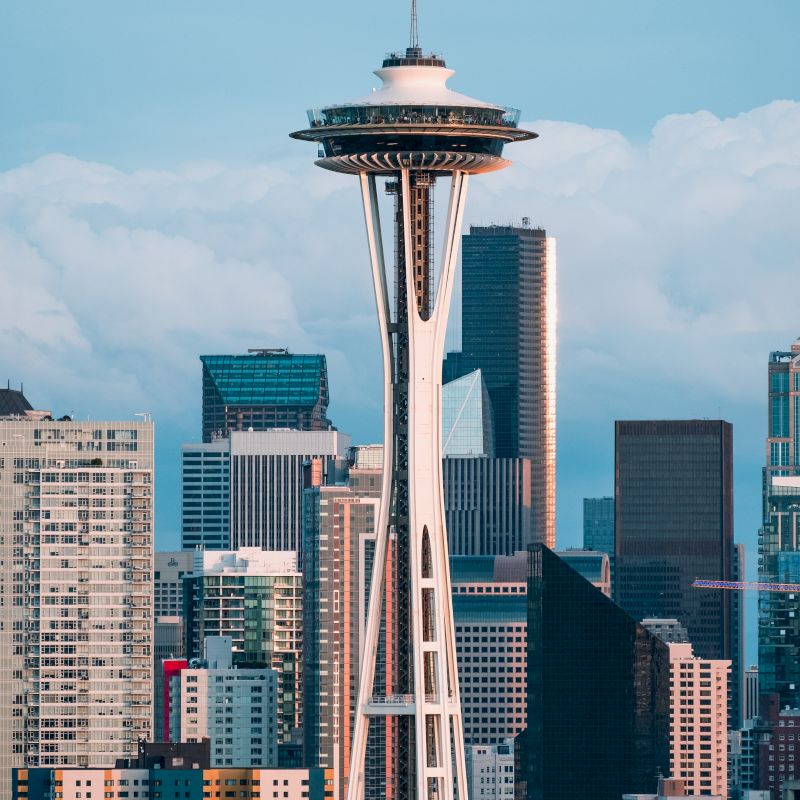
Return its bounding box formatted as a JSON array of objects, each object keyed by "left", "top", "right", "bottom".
[{"left": 693, "top": 579, "right": 800, "bottom": 593}]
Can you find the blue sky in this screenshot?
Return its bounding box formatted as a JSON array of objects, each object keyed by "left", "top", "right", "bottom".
[{"left": 1, "top": 1, "right": 799, "bottom": 656}]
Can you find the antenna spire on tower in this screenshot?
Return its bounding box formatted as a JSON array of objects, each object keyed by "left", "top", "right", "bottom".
[{"left": 409, "top": 0, "right": 419, "bottom": 50}]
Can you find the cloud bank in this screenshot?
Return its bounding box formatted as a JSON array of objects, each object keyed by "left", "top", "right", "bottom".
[{"left": 1, "top": 100, "right": 798, "bottom": 539}]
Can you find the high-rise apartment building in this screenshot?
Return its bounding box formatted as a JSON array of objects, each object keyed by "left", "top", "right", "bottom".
[
  {"left": 614, "top": 420, "right": 738, "bottom": 722},
  {"left": 667, "top": 643, "right": 729, "bottom": 797},
  {"left": 0, "top": 404, "right": 153, "bottom": 787},
  {"left": 170, "top": 637, "right": 279, "bottom": 768},
  {"left": 518, "top": 544, "right": 671, "bottom": 800},
  {"left": 184, "top": 549, "right": 302, "bottom": 745},
  {"left": 301, "top": 448, "right": 387, "bottom": 800},
  {"left": 451, "top": 554, "right": 528, "bottom": 746},
  {"left": 181, "top": 441, "right": 230, "bottom": 550},
  {"left": 201, "top": 350, "right": 332, "bottom": 442},
  {"left": 461, "top": 223, "right": 557, "bottom": 547}
]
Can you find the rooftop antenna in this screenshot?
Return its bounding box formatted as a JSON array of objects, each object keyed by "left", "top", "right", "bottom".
[{"left": 409, "top": 0, "right": 419, "bottom": 50}]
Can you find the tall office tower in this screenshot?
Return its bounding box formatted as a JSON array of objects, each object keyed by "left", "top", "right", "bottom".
[
  {"left": 0, "top": 405, "right": 153, "bottom": 785},
  {"left": 181, "top": 441, "right": 230, "bottom": 550},
  {"left": 554, "top": 550, "right": 611, "bottom": 597},
  {"left": 442, "top": 370, "right": 532, "bottom": 555},
  {"left": 229, "top": 430, "right": 349, "bottom": 553},
  {"left": 461, "top": 223, "right": 557, "bottom": 548},
  {"left": 291, "top": 14, "right": 534, "bottom": 799},
  {"left": 155, "top": 551, "right": 194, "bottom": 617},
  {"left": 451, "top": 554, "right": 528, "bottom": 746},
  {"left": 759, "top": 340, "right": 800, "bottom": 712},
  {"left": 170, "top": 637, "right": 279, "bottom": 768},
  {"left": 614, "top": 420, "right": 737, "bottom": 721},
  {"left": 518, "top": 545, "right": 670, "bottom": 800},
  {"left": 201, "top": 350, "right": 332, "bottom": 443},
  {"left": 184, "top": 549, "right": 303, "bottom": 745},
  {"left": 731, "top": 542, "right": 746, "bottom": 728},
  {"left": 465, "top": 739, "right": 514, "bottom": 800},
  {"left": 302, "top": 448, "right": 387, "bottom": 800},
  {"left": 667, "top": 643, "right": 729, "bottom": 797}
]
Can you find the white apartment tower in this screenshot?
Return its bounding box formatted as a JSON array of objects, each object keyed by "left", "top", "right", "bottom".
[
  {"left": 668, "top": 642, "right": 729, "bottom": 797},
  {"left": 0, "top": 407, "right": 153, "bottom": 789}
]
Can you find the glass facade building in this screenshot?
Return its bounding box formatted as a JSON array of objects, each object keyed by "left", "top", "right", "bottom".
[
  {"left": 461, "top": 224, "right": 556, "bottom": 548},
  {"left": 201, "top": 350, "right": 332, "bottom": 442},
  {"left": 181, "top": 442, "right": 230, "bottom": 550},
  {"left": 518, "top": 544, "right": 670, "bottom": 800},
  {"left": 441, "top": 369, "right": 494, "bottom": 457},
  {"left": 583, "top": 496, "right": 614, "bottom": 555},
  {"left": 614, "top": 419, "right": 737, "bottom": 722}
]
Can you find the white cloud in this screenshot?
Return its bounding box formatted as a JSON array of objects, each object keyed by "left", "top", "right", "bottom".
[{"left": 0, "top": 101, "right": 797, "bottom": 524}]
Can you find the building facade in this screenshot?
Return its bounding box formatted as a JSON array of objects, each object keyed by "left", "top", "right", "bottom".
[
  {"left": 465, "top": 739, "right": 514, "bottom": 800},
  {"left": 201, "top": 350, "right": 333, "bottom": 443},
  {"left": 667, "top": 643, "right": 729, "bottom": 797},
  {"left": 170, "top": 637, "right": 279, "bottom": 768},
  {"left": 554, "top": 549, "right": 611, "bottom": 597},
  {"left": 451, "top": 555, "right": 528, "bottom": 747},
  {"left": 155, "top": 551, "right": 194, "bottom": 617},
  {"left": 443, "top": 457, "right": 532, "bottom": 556},
  {"left": 184, "top": 549, "right": 302, "bottom": 744},
  {"left": 301, "top": 450, "right": 387, "bottom": 800},
  {"left": 442, "top": 369, "right": 495, "bottom": 458},
  {"left": 641, "top": 619, "right": 691, "bottom": 645},
  {"left": 614, "top": 419, "right": 738, "bottom": 723},
  {"left": 0, "top": 411, "right": 154, "bottom": 786},
  {"left": 229, "top": 430, "right": 349, "bottom": 553},
  {"left": 765, "top": 340, "right": 800, "bottom": 491},
  {"left": 519, "top": 544, "right": 671, "bottom": 800},
  {"left": 461, "top": 223, "right": 557, "bottom": 548},
  {"left": 181, "top": 441, "right": 230, "bottom": 550},
  {"left": 583, "top": 496, "right": 614, "bottom": 554}
]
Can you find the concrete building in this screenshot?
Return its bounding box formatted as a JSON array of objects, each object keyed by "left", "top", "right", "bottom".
[
  {"left": 155, "top": 551, "right": 194, "bottom": 617},
  {"left": 451, "top": 554, "right": 527, "bottom": 746},
  {"left": 758, "top": 707, "right": 800, "bottom": 798},
  {"left": 201, "top": 349, "right": 333, "bottom": 442},
  {"left": 668, "top": 643, "right": 729, "bottom": 797},
  {"left": 555, "top": 549, "right": 611, "bottom": 597},
  {"left": 170, "top": 637, "right": 279, "bottom": 768},
  {"left": 181, "top": 440, "right": 231, "bottom": 550},
  {"left": 184, "top": 549, "right": 302, "bottom": 744},
  {"left": 460, "top": 224, "right": 557, "bottom": 548},
  {"left": 729, "top": 719, "right": 760, "bottom": 797},
  {"left": 642, "top": 618, "right": 691, "bottom": 645},
  {"left": 0, "top": 404, "right": 154, "bottom": 785},
  {"left": 301, "top": 448, "right": 385, "bottom": 800},
  {"left": 13, "top": 766, "right": 335, "bottom": 800},
  {"left": 465, "top": 739, "right": 514, "bottom": 800}
]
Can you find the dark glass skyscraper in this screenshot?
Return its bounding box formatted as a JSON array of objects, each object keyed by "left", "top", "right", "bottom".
[
  {"left": 759, "top": 338, "right": 800, "bottom": 709},
  {"left": 201, "top": 349, "right": 332, "bottom": 442},
  {"left": 614, "top": 420, "right": 738, "bottom": 720},
  {"left": 518, "top": 544, "right": 670, "bottom": 800},
  {"left": 583, "top": 496, "right": 614, "bottom": 554},
  {"left": 461, "top": 223, "right": 556, "bottom": 547}
]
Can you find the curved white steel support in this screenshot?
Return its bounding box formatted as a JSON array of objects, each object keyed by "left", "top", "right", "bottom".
[
  {"left": 348, "top": 169, "right": 470, "bottom": 800},
  {"left": 347, "top": 172, "right": 396, "bottom": 800}
]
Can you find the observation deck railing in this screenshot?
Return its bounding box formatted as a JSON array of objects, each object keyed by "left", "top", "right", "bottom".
[{"left": 306, "top": 105, "right": 521, "bottom": 130}]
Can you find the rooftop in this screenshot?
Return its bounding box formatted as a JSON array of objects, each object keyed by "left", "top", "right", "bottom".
[{"left": 0, "top": 387, "right": 33, "bottom": 417}]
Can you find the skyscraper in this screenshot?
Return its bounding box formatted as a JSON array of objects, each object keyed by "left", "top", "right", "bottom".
[
  {"left": 583, "top": 497, "right": 614, "bottom": 555},
  {"left": 0, "top": 402, "right": 154, "bottom": 787},
  {"left": 519, "top": 545, "right": 671, "bottom": 800},
  {"left": 201, "top": 349, "right": 332, "bottom": 443},
  {"left": 759, "top": 339, "right": 800, "bottom": 711},
  {"left": 441, "top": 369, "right": 494, "bottom": 458},
  {"left": 181, "top": 441, "right": 230, "bottom": 550},
  {"left": 614, "top": 420, "right": 735, "bottom": 707},
  {"left": 461, "top": 223, "right": 557, "bottom": 548},
  {"left": 291, "top": 15, "right": 534, "bottom": 800}
]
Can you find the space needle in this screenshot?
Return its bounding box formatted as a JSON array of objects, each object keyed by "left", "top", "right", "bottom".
[{"left": 291, "top": 4, "right": 536, "bottom": 799}]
